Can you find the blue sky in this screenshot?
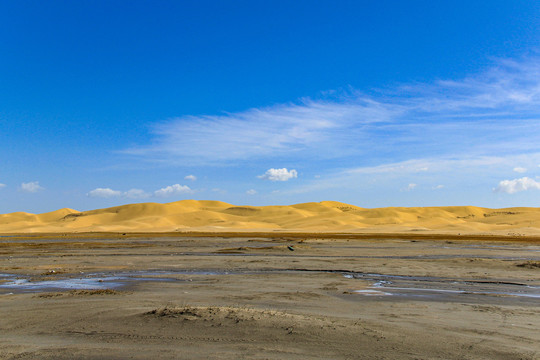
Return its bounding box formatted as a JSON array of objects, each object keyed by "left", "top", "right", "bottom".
[{"left": 1, "top": 1, "right": 540, "bottom": 213}]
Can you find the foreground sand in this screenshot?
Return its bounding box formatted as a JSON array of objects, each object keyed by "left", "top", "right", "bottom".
[
  {"left": 0, "top": 233, "right": 539, "bottom": 359},
  {"left": 3, "top": 200, "right": 540, "bottom": 235}
]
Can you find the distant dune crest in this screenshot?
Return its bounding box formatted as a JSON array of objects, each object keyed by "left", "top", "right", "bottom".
[{"left": 1, "top": 200, "right": 540, "bottom": 235}]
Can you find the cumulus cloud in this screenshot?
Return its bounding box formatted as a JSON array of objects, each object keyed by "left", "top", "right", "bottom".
[
  {"left": 20, "top": 181, "right": 44, "bottom": 193},
  {"left": 184, "top": 175, "right": 197, "bottom": 181},
  {"left": 258, "top": 168, "right": 298, "bottom": 181},
  {"left": 87, "top": 188, "right": 123, "bottom": 198},
  {"left": 246, "top": 189, "right": 257, "bottom": 195},
  {"left": 154, "top": 184, "right": 192, "bottom": 197},
  {"left": 494, "top": 177, "right": 540, "bottom": 194},
  {"left": 513, "top": 167, "right": 527, "bottom": 173}
]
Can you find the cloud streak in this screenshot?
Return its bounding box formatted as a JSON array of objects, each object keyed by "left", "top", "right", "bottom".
[
  {"left": 113, "top": 57, "right": 540, "bottom": 207},
  {"left": 282, "top": 152, "right": 540, "bottom": 198},
  {"left": 124, "top": 98, "right": 396, "bottom": 164},
  {"left": 125, "top": 57, "right": 540, "bottom": 167}
]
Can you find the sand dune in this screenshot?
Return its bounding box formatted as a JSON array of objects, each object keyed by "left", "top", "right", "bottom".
[{"left": 1, "top": 200, "right": 540, "bottom": 235}]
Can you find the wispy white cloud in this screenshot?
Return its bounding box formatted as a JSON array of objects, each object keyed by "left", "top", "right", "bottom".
[
  {"left": 87, "top": 185, "right": 192, "bottom": 199},
  {"left": 114, "top": 57, "right": 540, "bottom": 207},
  {"left": 87, "top": 188, "right": 150, "bottom": 199},
  {"left": 246, "top": 189, "right": 257, "bottom": 195},
  {"left": 124, "top": 189, "right": 151, "bottom": 199},
  {"left": 184, "top": 175, "right": 197, "bottom": 181},
  {"left": 405, "top": 183, "right": 417, "bottom": 191},
  {"left": 154, "top": 184, "right": 192, "bottom": 197},
  {"left": 433, "top": 184, "right": 445, "bottom": 190},
  {"left": 125, "top": 57, "right": 540, "bottom": 167},
  {"left": 283, "top": 152, "right": 540, "bottom": 197},
  {"left": 0, "top": 183, "right": 5, "bottom": 189},
  {"left": 258, "top": 168, "right": 298, "bottom": 181},
  {"left": 344, "top": 154, "right": 540, "bottom": 177},
  {"left": 124, "top": 98, "right": 396, "bottom": 164},
  {"left": 20, "top": 181, "right": 44, "bottom": 193},
  {"left": 346, "top": 160, "right": 434, "bottom": 175},
  {"left": 494, "top": 177, "right": 540, "bottom": 194}
]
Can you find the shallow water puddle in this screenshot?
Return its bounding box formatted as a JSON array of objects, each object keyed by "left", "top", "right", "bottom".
[
  {"left": 344, "top": 272, "right": 540, "bottom": 300},
  {"left": 2, "top": 268, "right": 540, "bottom": 303},
  {"left": 0, "top": 271, "right": 182, "bottom": 293},
  {"left": 0, "top": 269, "right": 248, "bottom": 293},
  {"left": 0, "top": 273, "right": 131, "bottom": 292},
  {"left": 0, "top": 276, "right": 125, "bottom": 290},
  {"left": 353, "top": 289, "right": 392, "bottom": 296}
]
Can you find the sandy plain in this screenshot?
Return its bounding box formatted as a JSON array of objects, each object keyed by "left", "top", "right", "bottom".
[
  {"left": 0, "top": 201, "right": 540, "bottom": 359},
  {"left": 0, "top": 232, "right": 539, "bottom": 359}
]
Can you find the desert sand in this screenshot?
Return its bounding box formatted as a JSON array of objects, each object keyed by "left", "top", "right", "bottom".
[
  {"left": 0, "top": 201, "right": 539, "bottom": 359},
  {"left": 2, "top": 200, "right": 540, "bottom": 236}
]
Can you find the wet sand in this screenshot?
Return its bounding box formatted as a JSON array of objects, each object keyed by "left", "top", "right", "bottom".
[{"left": 0, "top": 234, "right": 539, "bottom": 359}]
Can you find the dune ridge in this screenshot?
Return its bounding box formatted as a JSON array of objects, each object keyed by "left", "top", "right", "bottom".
[{"left": 1, "top": 200, "right": 540, "bottom": 235}]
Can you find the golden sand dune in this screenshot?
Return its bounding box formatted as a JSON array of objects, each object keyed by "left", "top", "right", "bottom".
[{"left": 1, "top": 200, "right": 540, "bottom": 235}]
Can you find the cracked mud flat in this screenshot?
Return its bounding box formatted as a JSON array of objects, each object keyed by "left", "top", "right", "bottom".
[{"left": 0, "top": 235, "right": 539, "bottom": 359}]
